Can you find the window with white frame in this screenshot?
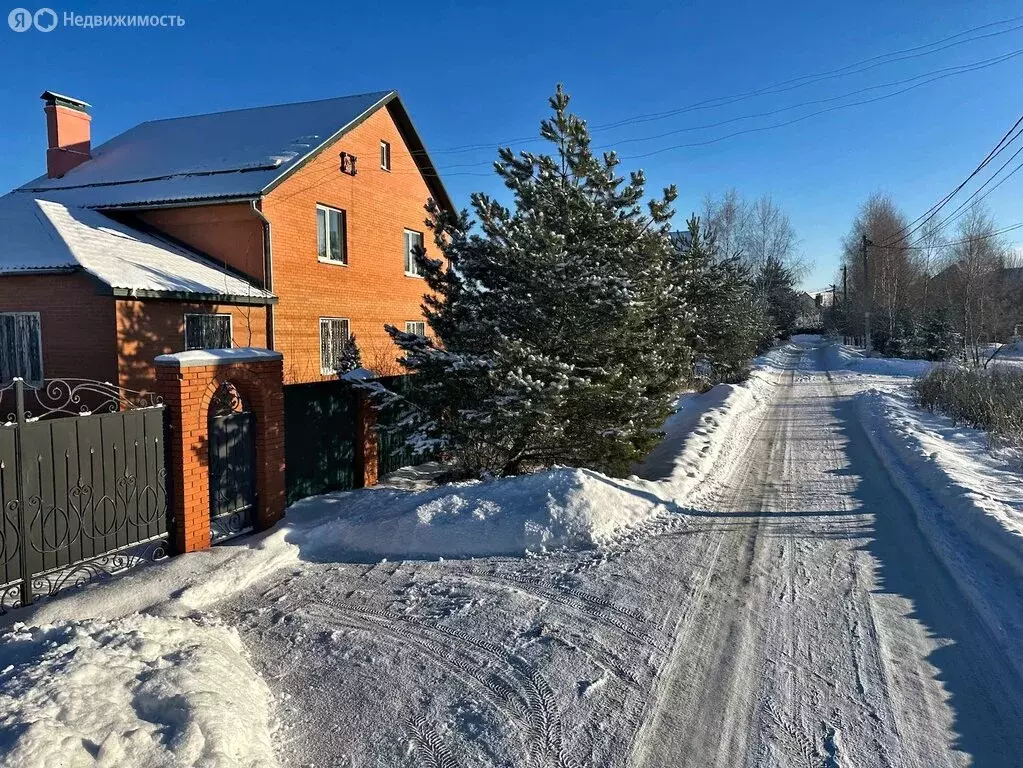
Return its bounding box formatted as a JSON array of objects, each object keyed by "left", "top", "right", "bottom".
[
  {"left": 405, "top": 321, "right": 426, "bottom": 337},
  {"left": 319, "top": 317, "right": 351, "bottom": 374},
  {"left": 404, "top": 229, "right": 424, "bottom": 276},
  {"left": 380, "top": 140, "right": 391, "bottom": 171},
  {"left": 316, "top": 204, "right": 347, "bottom": 264},
  {"left": 0, "top": 312, "right": 43, "bottom": 384},
  {"left": 184, "top": 314, "right": 233, "bottom": 351}
]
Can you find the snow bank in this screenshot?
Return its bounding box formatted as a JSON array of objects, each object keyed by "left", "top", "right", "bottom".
[
  {"left": 825, "top": 343, "right": 932, "bottom": 378},
  {"left": 288, "top": 467, "right": 667, "bottom": 561},
  {"left": 632, "top": 341, "right": 794, "bottom": 494},
  {"left": 0, "top": 615, "right": 277, "bottom": 768},
  {"left": 858, "top": 389, "right": 1023, "bottom": 580}
]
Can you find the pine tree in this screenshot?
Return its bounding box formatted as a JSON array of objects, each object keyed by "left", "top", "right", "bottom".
[
  {"left": 335, "top": 333, "right": 362, "bottom": 374},
  {"left": 383, "top": 86, "right": 688, "bottom": 478},
  {"left": 676, "top": 216, "right": 767, "bottom": 383}
]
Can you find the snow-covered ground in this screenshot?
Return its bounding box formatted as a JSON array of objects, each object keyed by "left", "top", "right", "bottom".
[{"left": 3, "top": 337, "right": 1023, "bottom": 767}]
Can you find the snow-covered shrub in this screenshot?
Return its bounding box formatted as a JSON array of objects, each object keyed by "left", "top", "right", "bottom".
[{"left": 914, "top": 366, "right": 1023, "bottom": 453}]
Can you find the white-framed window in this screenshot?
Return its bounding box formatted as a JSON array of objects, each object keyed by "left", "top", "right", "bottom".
[
  {"left": 380, "top": 140, "right": 391, "bottom": 171},
  {"left": 404, "top": 229, "right": 424, "bottom": 276},
  {"left": 319, "top": 317, "right": 351, "bottom": 374},
  {"left": 405, "top": 321, "right": 426, "bottom": 337},
  {"left": 316, "top": 204, "right": 347, "bottom": 264},
  {"left": 0, "top": 312, "right": 43, "bottom": 384},
  {"left": 184, "top": 313, "right": 233, "bottom": 351}
]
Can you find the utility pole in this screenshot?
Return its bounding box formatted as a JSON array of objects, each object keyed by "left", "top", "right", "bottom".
[
  {"left": 842, "top": 265, "right": 848, "bottom": 345},
  {"left": 862, "top": 234, "right": 873, "bottom": 354}
]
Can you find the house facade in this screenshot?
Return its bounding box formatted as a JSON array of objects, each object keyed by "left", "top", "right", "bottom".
[{"left": 0, "top": 90, "right": 450, "bottom": 392}]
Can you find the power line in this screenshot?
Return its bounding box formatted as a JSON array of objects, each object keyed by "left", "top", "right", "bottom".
[
  {"left": 881, "top": 111, "right": 1023, "bottom": 247},
  {"left": 406, "top": 14, "right": 1023, "bottom": 160},
  {"left": 903, "top": 220, "right": 1023, "bottom": 249},
  {"left": 618, "top": 49, "right": 1023, "bottom": 161},
  {"left": 431, "top": 47, "right": 1023, "bottom": 173},
  {"left": 594, "top": 19, "right": 1023, "bottom": 133}
]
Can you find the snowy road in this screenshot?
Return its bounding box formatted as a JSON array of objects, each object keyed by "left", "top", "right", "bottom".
[{"left": 224, "top": 339, "right": 1023, "bottom": 767}]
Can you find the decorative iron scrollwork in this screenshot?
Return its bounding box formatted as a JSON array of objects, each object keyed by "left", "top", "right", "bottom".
[
  {"left": 210, "top": 381, "right": 245, "bottom": 417},
  {"left": 0, "top": 377, "right": 163, "bottom": 423}
]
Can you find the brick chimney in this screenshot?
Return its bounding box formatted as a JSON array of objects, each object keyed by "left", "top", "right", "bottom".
[{"left": 41, "top": 91, "right": 92, "bottom": 178}]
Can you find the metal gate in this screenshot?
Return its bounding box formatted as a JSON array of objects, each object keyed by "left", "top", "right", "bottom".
[
  {"left": 208, "top": 383, "right": 256, "bottom": 543},
  {"left": 283, "top": 380, "right": 357, "bottom": 504},
  {"left": 375, "top": 375, "right": 438, "bottom": 478},
  {"left": 0, "top": 378, "right": 170, "bottom": 613}
]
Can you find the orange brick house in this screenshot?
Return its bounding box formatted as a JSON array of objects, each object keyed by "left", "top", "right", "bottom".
[{"left": 0, "top": 90, "right": 452, "bottom": 391}]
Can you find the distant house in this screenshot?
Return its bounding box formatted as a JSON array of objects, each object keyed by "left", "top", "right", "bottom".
[
  {"left": 0, "top": 90, "right": 452, "bottom": 391},
  {"left": 795, "top": 291, "right": 823, "bottom": 329}
]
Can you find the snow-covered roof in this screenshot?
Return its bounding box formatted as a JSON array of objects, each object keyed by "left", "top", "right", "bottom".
[
  {"left": 0, "top": 194, "right": 274, "bottom": 302},
  {"left": 15, "top": 90, "right": 451, "bottom": 210}
]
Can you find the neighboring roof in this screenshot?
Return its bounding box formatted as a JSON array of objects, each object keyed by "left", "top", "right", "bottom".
[
  {"left": 17, "top": 90, "right": 453, "bottom": 211},
  {"left": 0, "top": 194, "right": 274, "bottom": 303}
]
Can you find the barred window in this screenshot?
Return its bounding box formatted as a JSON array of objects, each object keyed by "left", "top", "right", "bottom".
[
  {"left": 184, "top": 314, "right": 232, "bottom": 351},
  {"left": 319, "top": 317, "right": 351, "bottom": 374},
  {"left": 404, "top": 229, "right": 424, "bottom": 276},
  {"left": 0, "top": 312, "right": 43, "bottom": 384},
  {"left": 405, "top": 321, "right": 426, "bottom": 337}
]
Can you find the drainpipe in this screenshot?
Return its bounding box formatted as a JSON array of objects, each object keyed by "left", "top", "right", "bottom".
[{"left": 251, "top": 199, "right": 275, "bottom": 351}]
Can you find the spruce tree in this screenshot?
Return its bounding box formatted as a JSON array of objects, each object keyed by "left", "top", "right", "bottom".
[
  {"left": 676, "top": 216, "right": 767, "bottom": 383},
  {"left": 335, "top": 333, "right": 362, "bottom": 374},
  {"left": 384, "top": 86, "right": 688, "bottom": 478}
]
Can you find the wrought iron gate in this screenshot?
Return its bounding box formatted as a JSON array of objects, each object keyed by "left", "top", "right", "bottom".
[
  {"left": 0, "top": 378, "right": 169, "bottom": 613},
  {"left": 208, "top": 383, "right": 256, "bottom": 542}
]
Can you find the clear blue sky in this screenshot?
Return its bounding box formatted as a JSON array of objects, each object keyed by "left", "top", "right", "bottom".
[{"left": 3, "top": 0, "right": 1022, "bottom": 290}]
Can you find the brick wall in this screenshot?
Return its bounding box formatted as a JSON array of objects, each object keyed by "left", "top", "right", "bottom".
[
  {"left": 129, "top": 203, "right": 266, "bottom": 285},
  {"left": 155, "top": 351, "right": 285, "bottom": 553},
  {"left": 0, "top": 272, "right": 117, "bottom": 382},
  {"left": 116, "top": 298, "right": 268, "bottom": 392},
  {"left": 263, "top": 104, "right": 442, "bottom": 383}
]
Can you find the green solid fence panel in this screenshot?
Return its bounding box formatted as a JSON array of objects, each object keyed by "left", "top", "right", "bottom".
[
  {"left": 374, "top": 375, "right": 436, "bottom": 479},
  {"left": 284, "top": 381, "right": 358, "bottom": 505}
]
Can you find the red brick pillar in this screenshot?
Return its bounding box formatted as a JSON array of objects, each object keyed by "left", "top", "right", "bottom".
[
  {"left": 355, "top": 390, "right": 379, "bottom": 489},
  {"left": 155, "top": 349, "right": 286, "bottom": 553}
]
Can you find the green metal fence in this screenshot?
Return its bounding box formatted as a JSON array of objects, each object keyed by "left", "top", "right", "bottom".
[
  {"left": 374, "top": 375, "right": 440, "bottom": 479},
  {"left": 283, "top": 380, "right": 358, "bottom": 505}
]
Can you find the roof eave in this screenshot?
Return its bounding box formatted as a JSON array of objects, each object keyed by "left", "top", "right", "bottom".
[{"left": 106, "top": 286, "right": 278, "bottom": 305}]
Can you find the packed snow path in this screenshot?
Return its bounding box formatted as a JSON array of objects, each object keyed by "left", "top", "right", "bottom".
[{"left": 223, "top": 339, "right": 1023, "bottom": 767}]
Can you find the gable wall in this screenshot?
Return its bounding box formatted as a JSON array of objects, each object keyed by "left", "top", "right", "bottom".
[
  {"left": 130, "top": 203, "right": 266, "bottom": 285},
  {"left": 262, "top": 105, "right": 442, "bottom": 383}
]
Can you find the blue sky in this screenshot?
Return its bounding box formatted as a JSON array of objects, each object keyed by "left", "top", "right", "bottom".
[{"left": 2, "top": 0, "right": 1022, "bottom": 290}]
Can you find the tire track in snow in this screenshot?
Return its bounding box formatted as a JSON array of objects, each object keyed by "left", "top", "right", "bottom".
[{"left": 298, "top": 597, "right": 576, "bottom": 768}]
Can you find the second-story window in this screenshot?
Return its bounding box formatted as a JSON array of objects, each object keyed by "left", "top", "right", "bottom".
[
  {"left": 405, "top": 321, "right": 426, "bottom": 337},
  {"left": 380, "top": 140, "right": 391, "bottom": 171},
  {"left": 404, "top": 229, "right": 424, "bottom": 276},
  {"left": 316, "top": 204, "right": 347, "bottom": 264}
]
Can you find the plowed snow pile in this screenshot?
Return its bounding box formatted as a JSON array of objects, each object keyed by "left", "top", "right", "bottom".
[
  {"left": 0, "top": 615, "right": 277, "bottom": 768},
  {"left": 289, "top": 467, "right": 668, "bottom": 561}
]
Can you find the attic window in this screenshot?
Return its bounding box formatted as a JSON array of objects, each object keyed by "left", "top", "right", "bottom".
[{"left": 380, "top": 141, "right": 391, "bottom": 171}]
